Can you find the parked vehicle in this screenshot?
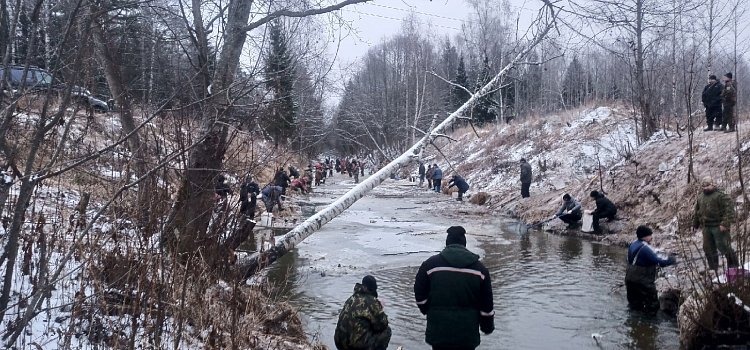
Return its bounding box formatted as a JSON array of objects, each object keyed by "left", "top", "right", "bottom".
[{"left": 0, "top": 66, "right": 109, "bottom": 113}]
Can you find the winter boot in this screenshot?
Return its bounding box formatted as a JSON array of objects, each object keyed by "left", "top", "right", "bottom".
[
  {"left": 456, "top": 197, "right": 463, "bottom": 201},
  {"left": 704, "top": 125, "right": 713, "bottom": 131},
  {"left": 726, "top": 251, "right": 740, "bottom": 268},
  {"left": 706, "top": 254, "right": 720, "bottom": 270}
]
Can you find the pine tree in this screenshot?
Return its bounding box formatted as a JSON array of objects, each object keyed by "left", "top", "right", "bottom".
[
  {"left": 451, "top": 56, "right": 470, "bottom": 111},
  {"left": 561, "top": 57, "right": 591, "bottom": 107},
  {"left": 472, "top": 56, "right": 497, "bottom": 126},
  {"left": 265, "top": 20, "right": 297, "bottom": 148}
]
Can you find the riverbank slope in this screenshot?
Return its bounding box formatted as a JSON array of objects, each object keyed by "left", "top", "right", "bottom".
[{"left": 423, "top": 105, "right": 750, "bottom": 304}]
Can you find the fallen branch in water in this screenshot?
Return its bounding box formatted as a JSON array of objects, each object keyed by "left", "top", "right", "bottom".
[{"left": 383, "top": 250, "right": 440, "bottom": 256}]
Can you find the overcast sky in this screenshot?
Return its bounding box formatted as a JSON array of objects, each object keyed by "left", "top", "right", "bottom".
[
  {"left": 318, "top": 0, "right": 541, "bottom": 103},
  {"left": 329, "top": 0, "right": 469, "bottom": 65}
]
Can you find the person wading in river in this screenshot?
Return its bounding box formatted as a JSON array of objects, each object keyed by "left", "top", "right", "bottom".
[
  {"left": 626, "top": 226, "right": 676, "bottom": 312},
  {"left": 414, "top": 226, "right": 495, "bottom": 350},
  {"left": 426, "top": 164, "right": 434, "bottom": 190},
  {"left": 431, "top": 164, "right": 443, "bottom": 193},
  {"left": 334, "top": 275, "right": 392, "bottom": 350}
]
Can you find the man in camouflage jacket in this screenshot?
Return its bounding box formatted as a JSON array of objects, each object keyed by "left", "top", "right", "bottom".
[
  {"left": 693, "top": 176, "right": 739, "bottom": 269},
  {"left": 334, "top": 276, "right": 391, "bottom": 350},
  {"left": 720, "top": 72, "right": 738, "bottom": 132}
]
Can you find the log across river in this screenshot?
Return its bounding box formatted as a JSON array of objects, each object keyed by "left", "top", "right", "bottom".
[{"left": 245, "top": 173, "right": 679, "bottom": 349}]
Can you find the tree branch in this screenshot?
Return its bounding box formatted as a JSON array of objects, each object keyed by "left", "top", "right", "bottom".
[{"left": 241, "top": 0, "right": 371, "bottom": 33}]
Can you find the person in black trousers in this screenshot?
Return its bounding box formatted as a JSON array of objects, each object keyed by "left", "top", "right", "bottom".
[
  {"left": 520, "top": 158, "right": 532, "bottom": 198},
  {"left": 589, "top": 190, "right": 617, "bottom": 234}
]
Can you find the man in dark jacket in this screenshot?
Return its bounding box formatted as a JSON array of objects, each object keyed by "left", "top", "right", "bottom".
[
  {"left": 261, "top": 185, "right": 284, "bottom": 213},
  {"left": 589, "top": 191, "right": 617, "bottom": 234},
  {"left": 431, "top": 164, "right": 443, "bottom": 193},
  {"left": 419, "top": 163, "right": 426, "bottom": 186},
  {"left": 721, "top": 72, "right": 738, "bottom": 133},
  {"left": 414, "top": 226, "right": 494, "bottom": 350},
  {"left": 553, "top": 193, "right": 582, "bottom": 228},
  {"left": 520, "top": 158, "right": 532, "bottom": 198},
  {"left": 626, "top": 226, "right": 676, "bottom": 312},
  {"left": 289, "top": 166, "right": 300, "bottom": 179},
  {"left": 215, "top": 175, "right": 232, "bottom": 198},
  {"left": 334, "top": 276, "right": 391, "bottom": 350},
  {"left": 702, "top": 75, "right": 723, "bottom": 131},
  {"left": 274, "top": 168, "right": 291, "bottom": 195},
  {"left": 239, "top": 174, "right": 259, "bottom": 218},
  {"left": 692, "top": 176, "right": 738, "bottom": 269},
  {"left": 448, "top": 175, "right": 469, "bottom": 201}
]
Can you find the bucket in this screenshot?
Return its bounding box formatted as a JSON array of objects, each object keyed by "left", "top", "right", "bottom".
[
  {"left": 581, "top": 212, "right": 594, "bottom": 232},
  {"left": 726, "top": 267, "right": 750, "bottom": 283},
  {"left": 260, "top": 212, "right": 273, "bottom": 227},
  {"left": 452, "top": 192, "right": 459, "bottom": 198}
]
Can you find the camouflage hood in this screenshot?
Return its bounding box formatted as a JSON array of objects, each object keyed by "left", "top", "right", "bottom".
[{"left": 353, "top": 282, "right": 377, "bottom": 298}]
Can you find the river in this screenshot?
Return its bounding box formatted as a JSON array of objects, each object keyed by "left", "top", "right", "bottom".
[{"left": 251, "top": 174, "right": 679, "bottom": 350}]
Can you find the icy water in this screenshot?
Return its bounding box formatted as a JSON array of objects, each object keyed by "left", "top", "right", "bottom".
[{"left": 262, "top": 175, "right": 679, "bottom": 350}]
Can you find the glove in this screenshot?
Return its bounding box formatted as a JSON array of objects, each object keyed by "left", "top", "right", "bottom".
[{"left": 667, "top": 256, "right": 677, "bottom": 265}]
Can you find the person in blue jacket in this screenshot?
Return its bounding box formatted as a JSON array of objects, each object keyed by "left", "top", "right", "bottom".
[
  {"left": 448, "top": 175, "right": 469, "bottom": 201},
  {"left": 626, "top": 226, "right": 677, "bottom": 312},
  {"left": 261, "top": 185, "right": 284, "bottom": 213},
  {"left": 431, "top": 164, "right": 443, "bottom": 193}
]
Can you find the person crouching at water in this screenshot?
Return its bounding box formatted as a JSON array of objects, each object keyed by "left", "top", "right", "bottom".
[
  {"left": 553, "top": 194, "right": 582, "bottom": 228},
  {"left": 625, "top": 226, "right": 676, "bottom": 312},
  {"left": 334, "top": 275, "right": 392, "bottom": 350}
]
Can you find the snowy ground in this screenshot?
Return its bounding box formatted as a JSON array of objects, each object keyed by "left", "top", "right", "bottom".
[{"left": 424, "top": 105, "right": 750, "bottom": 304}]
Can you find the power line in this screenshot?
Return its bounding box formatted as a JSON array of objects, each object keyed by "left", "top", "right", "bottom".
[
  {"left": 364, "top": 2, "right": 465, "bottom": 22},
  {"left": 347, "top": 9, "right": 461, "bottom": 31}
]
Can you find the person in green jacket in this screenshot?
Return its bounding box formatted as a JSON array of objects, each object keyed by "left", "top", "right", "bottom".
[
  {"left": 334, "top": 276, "right": 391, "bottom": 350},
  {"left": 414, "top": 226, "right": 495, "bottom": 350},
  {"left": 692, "top": 176, "right": 739, "bottom": 269}
]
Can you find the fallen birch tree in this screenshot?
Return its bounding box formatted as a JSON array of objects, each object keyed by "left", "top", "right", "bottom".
[{"left": 241, "top": 0, "right": 559, "bottom": 278}]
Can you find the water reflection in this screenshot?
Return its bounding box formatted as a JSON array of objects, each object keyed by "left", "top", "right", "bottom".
[
  {"left": 266, "top": 201, "right": 679, "bottom": 349},
  {"left": 625, "top": 311, "right": 659, "bottom": 350},
  {"left": 560, "top": 236, "right": 583, "bottom": 262}
]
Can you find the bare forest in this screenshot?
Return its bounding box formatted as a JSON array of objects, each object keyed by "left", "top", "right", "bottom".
[{"left": 0, "top": 0, "right": 749, "bottom": 348}]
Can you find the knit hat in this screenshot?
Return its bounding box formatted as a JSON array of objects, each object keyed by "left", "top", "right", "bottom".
[
  {"left": 563, "top": 193, "right": 571, "bottom": 201},
  {"left": 701, "top": 176, "right": 713, "bottom": 186},
  {"left": 362, "top": 275, "right": 377, "bottom": 292},
  {"left": 446, "top": 226, "right": 467, "bottom": 246},
  {"left": 709, "top": 74, "right": 717, "bottom": 80},
  {"left": 520, "top": 158, "right": 526, "bottom": 162},
  {"left": 590, "top": 190, "right": 599, "bottom": 198},
  {"left": 636, "top": 225, "right": 653, "bottom": 239},
  {"left": 725, "top": 72, "right": 733, "bottom": 79}
]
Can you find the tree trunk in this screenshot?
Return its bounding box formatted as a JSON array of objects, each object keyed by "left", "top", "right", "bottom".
[
  {"left": 91, "top": 10, "right": 155, "bottom": 230},
  {"left": 166, "top": 0, "right": 373, "bottom": 264}
]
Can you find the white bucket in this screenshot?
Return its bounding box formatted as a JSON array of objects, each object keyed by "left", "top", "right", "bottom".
[
  {"left": 260, "top": 212, "right": 273, "bottom": 227},
  {"left": 581, "top": 212, "right": 594, "bottom": 232},
  {"left": 452, "top": 192, "right": 459, "bottom": 198}
]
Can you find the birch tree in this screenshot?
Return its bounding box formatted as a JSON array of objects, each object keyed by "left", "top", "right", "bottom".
[{"left": 241, "top": 0, "right": 560, "bottom": 278}]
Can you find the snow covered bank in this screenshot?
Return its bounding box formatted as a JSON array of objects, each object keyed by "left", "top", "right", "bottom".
[{"left": 423, "top": 104, "right": 750, "bottom": 346}]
